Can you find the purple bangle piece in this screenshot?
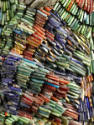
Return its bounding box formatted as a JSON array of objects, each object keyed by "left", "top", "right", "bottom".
[
  {"left": 56, "top": 42, "right": 62, "bottom": 49},
  {"left": 3, "top": 73, "right": 15, "bottom": 78},
  {"left": 2, "top": 78, "right": 13, "bottom": 84},
  {"left": 2, "top": 66, "right": 16, "bottom": 71},
  {"left": 56, "top": 27, "right": 67, "bottom": 37},
  {"left": 2, "top": 82, "right": 8, "bottom": 86},
  {"left": 6, "top": 105, "right": 18, "bottom": 110},
  {"left": 69, "top": 74, "right": 82, "bottom": 80},
  {"left": 1, "top": 67, "right": 15, "bottom": 73},
  {"left": 6, "top": 58, "right": 18, "bottom": 63},
  {"left": 45, "top": 24, "right": 54, "bottom": 33},
  {"left": 45, "top": 23, "right": 54, "bottom": 31},
  {"left": 6, "top": 67, "right": 16, "bottom": 71},
  {"left": 54, "top": 70, "right": 66, "bottom": 76},
  {"left": 6, "top": 96, "right": 20, "bottom": 101},
  {"left": 67, "top": 35, "right": 78, "bottom": 47},
  {"left": 9, "top": 110, "right": 17, "bottom": 115},
  {"left": 8, "top": 65, "right": 16, "bottom": 70},
  {"left": 8, "top": 55, "right": 21, "bottom": 61},
  {"left": 7, "top": 101, "right": 19, "bottom": 106},
  {"left": 50, "top": 12, "right": 61, "bottom": 22},
  {"left": 53, "top": 11, "right": 61, "bottom": 21},
  {"left": 9, "top": 87, "right": 22, "bottom": 93},
  {"left": 5, "top": 93, "right": 19, "bottom": 98},
  {"left": 56, "top": 34, "right": 66, "bottom": 45},
  {"left": 64, "top": 48, "right": 72, "bottom": 55},
  {"left": 4, "top": 61, "right": 15, "bottom": 66},
  {"left": 57, "top": 33, "right": 65, "bottom": 39},
  {"left": 61, "top": 20, "right": 66, "bottom": 26},
  {"left": 5, "top": 97, "right": 19, "bottom": 103},
  {"left": 47, "top": 22, "right": 54, "bottom": 29},
  {"left": 49, "top": 17, "right": 61, "bottom": 28},
  {"left": 71, "top": 58, "right": 83, "bottom": 66},
  {"left": 1, "top": 69, "right": 12, "bottom": 74},
  {"left": 4, "top": 92, "right": 20, "bottom": 97},
  {"left": 58, "top": 40, "right": 65, "bottom": 49},
  {"left": 7, "top": 98, "right": 20, "bottom": 103}
]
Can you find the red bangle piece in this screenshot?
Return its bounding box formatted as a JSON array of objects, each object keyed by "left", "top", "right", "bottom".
[{"left": 51, "top": 96, "right": 59, "bottom": 102}]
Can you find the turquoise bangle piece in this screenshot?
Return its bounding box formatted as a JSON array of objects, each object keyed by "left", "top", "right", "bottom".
[{"left": 45, "top": 82, "right": 59, "bottom": 88}]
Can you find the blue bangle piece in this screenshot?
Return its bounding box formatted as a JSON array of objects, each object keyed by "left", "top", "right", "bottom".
[
  {"left": 13, "top": 29, "right": 23, "bottom": 35},
  {"left": 71, "top": 58, "right": 83, "bottom": 66},
  {"left": 86, "top": 97, "right": 90, "bottom": 111},
  {"left": 45, "top": 82, "right": 59, "bottom": 88}
]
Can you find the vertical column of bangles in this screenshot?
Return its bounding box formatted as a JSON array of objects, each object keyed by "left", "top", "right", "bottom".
[
  {"left": 23, "top": 7, "right": 51, "bottom": 61},
  {"left": 11, "top": 8, "right": 36, "bottom": 56}
]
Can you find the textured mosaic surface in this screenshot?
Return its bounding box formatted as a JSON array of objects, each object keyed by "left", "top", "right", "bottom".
[{"left": 0, "top": 0, "right": 94, "bottom": 125}]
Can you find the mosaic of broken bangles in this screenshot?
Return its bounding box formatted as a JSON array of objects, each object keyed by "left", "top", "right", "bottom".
[{"left": 0, "top": 0, "right": 94, "bottom": 125}]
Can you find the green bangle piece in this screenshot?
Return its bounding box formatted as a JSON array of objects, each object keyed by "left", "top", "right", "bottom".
[
  {"left": 65, "top": 0, "right": 71, "bottom": 9},
  {"left": 63, "top": 0, "right": 69, "bottom": 7},
  {"left": 60, "top": 0, "right": 66, "bottom": 5}
]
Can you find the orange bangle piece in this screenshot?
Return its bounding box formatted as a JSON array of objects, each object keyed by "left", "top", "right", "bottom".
[
  {"left": 59, "top": 79, "right": 70, "bottom": 84},
  {"left": 30, "top": 37, "right": 42, "bottom": 44},
  {"left": 34, "top": 27, "right": 45, "bottom": 35},
  {"left": 67, "top": 0, "right": 75, "bottom": 11},
  {"left": 40, "top": 8, "right": 50, "bottom": 16},
  {"left": 35, "top": 32, "right": 46, "bottom": 39},
  {"left": 34, "top": 25, "right": 45, "bottom": 32},
  {"left": 44, "top": 7, "right": 51, "bottom": 12},
  {"left": 27, "top": 39, "right": 41, "bottom": 46},
  {"left": 31, "top": 34, "right": 43, "bottom": 41},
  {"left": 51, "top": 96, "right": 58, "bottom": 102}
]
